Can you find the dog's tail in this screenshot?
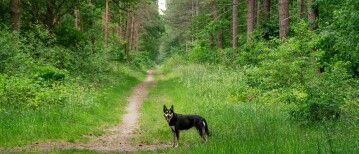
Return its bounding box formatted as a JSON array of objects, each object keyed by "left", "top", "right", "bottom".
[{"left": 203, "top": 119, "right": 211, "bottom": 136}]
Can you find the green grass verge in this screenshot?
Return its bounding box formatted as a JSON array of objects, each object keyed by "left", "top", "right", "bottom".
[
  {"left": 135, "top": 65, "right": 359, "bottom": 153},
  {"left": 0, "top": 148, "right": 102, "bottom": 154},
  {"left": 0, "top": 66, "right": 144, "bottom": 147}
]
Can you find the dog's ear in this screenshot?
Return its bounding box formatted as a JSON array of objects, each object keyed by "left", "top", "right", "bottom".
[
  {"left": 170, "top": 105, "right": 174, "bottom": 112},
  {"left": 163, "top": 105, "right": 167, "bottom": 112}
]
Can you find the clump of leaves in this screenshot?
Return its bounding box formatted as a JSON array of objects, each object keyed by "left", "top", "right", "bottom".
[{"left": 291, "top": 61, "right": 353, "bottom": 122}]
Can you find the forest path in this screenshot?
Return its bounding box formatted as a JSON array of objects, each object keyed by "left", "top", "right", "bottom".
[{"left": 15, "top": 69, "right": 170, "bottom": 152}]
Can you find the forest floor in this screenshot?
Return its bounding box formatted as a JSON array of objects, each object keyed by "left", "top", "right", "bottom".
[{"left": 10, "top": 69, "right": 170, "bottom": 153}]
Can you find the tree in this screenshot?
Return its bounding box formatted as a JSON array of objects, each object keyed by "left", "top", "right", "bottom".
[
  {"left": 104, "top": 0, "right": 109, "bottom": 58},
  {"left": 232, "top": 0, "right": 238, "bottom": 48},
  {"left": 210, "top": 4, "right": 223, "bottom": 49},
  {"left": 298, "top": 0, "right": 305, "bottom": 18},
  {"left": 74, "top": 7, "right": 80, "bottom": 30},
  {"left": 279, "top": 0, "right": 289, "bottom": 38},
  {"left": 247, "top": 0, "right": 255, "bottom": 41},
  {"left": 308, "top": 0, "right": 318, "bottom": 30},
  {"left": 262, "top": 0, "right": 270, "bottom": 20},
  {"left": 117, "top": 1, "right": 123, "bottom": 45},
  {"left": 9, "top": 0, "right": 21, "bottom": 31},
  {"left": 125, "top": 9, "right": 132, "bottom": 58},
  {"left": 22, "top": 0, "right": 78, "bottom": 31}
]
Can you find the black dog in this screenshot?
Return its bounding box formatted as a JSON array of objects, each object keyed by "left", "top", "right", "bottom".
[{"left": 163, "top": 105, "right": 210, "bottom": 147}]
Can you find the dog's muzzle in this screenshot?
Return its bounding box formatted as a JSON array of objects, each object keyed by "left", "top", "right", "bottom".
[{"left": 164, "top": 114, "right": 172, "bottom": 123}]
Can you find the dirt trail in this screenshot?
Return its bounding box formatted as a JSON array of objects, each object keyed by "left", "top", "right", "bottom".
[{"left": 14, "top": 69, "right": 170, "bottom": 152}]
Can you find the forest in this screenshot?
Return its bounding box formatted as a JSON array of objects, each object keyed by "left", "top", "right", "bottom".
[{"left": 0, "top": 0, "right": 358, "bottom": 153}]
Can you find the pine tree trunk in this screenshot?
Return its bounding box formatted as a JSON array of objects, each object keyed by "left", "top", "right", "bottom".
[
  {"left": 191, "top": 1, "right": 195, "bottom": 43},
  {"left": 196, "top": 0, "right": 199, "bottom": 16},
  {"left": 298, "top": 0, "right": 305, "bottom": 18},
  {"left": 232, "top": 0, "right": 238, "bottom": 48},
  {"left": 279, "top": 0, "right": 289, "bottom": 39},
  {"left": 74, "top": 7, "right": 80, "bottom": 30},
  {"left": 247, "top": 0, "right": 256, "bottom": 41},
  {"left": 130, "top": 12, "right": 135, "bottom": 51},
  {"left": 210, "top": 5, "right": 223, "bottom": 49},
  {"left": 134, "top": 22, "right": 139, "bottom": 51},
  {"left": 262, "top": 0, "right": 270, "bottom": 20},
  {"left": 104, "top": 0, "right": 109, "bottom": 58},
  {"left": 308, "top": 0, "right": 318, "bottom": 30},
  {"left": 256, "top": 0, "right": 261, "bottom": 26},
  {"left": 45, "top": 1, "right": 55, "bottom": 31},
  {"left": 125, "top": 10, "right": 132, "bottom": 57},
  {"left": 10, "top": 0, "right": 21, "bottom": 31},
  {"left": 117, "top": 1, "right": 123, "bottom": 44}
]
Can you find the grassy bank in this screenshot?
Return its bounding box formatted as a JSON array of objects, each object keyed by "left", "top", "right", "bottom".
[
  {"left": 0, "top": 65, "right": 145, "bottom": 146},
  {"left": 135, "top": 61, "right": 359, "bottom": 153}
]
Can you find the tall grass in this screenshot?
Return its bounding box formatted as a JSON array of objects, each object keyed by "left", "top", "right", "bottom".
[
  {"left": 0, "top": 65, "right": 144, "bottom": 146},
  {"left": 136, "top": 59, "right": 359, "bottom": 153}
]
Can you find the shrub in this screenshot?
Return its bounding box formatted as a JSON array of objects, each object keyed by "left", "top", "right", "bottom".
[
  {"left": 291, "top": 61, "right": 353, "bottom": 122},
  {"left": 187, "top": 41, "right": 220, "bottom": 64}
]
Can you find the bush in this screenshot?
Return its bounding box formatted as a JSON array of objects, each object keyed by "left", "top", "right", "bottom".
[
  {"left": 128, "top": 51, "right": 156, "bottom": 71},
  {"left": 34, "top": 65, "right": 68, "bottom": 82},
  {"left": 291, "top": 61, "right": 354, "bottom": 122},
  {"left": 187, "top": 41, "right": 221, "bottom": 64}
]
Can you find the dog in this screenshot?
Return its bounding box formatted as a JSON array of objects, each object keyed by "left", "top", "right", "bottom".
[{"left": 163, "top": 105, "right": 210, "bottom": 147}]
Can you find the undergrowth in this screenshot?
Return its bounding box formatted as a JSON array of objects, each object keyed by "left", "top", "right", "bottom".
[
  {"left": 135, "top": 57, "right": 359, "bottom": 153},
  {"left": 0, "top": 64, "right": 144, "bottom": 146}
]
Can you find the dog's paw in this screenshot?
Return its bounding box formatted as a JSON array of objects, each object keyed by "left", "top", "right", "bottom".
[{"left": 173, "top": 143, "right": 179, "bottom": 148}]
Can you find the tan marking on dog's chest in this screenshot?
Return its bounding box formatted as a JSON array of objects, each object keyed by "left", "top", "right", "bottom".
[{"left": 170, "top": 126, "right": 175, "bottom": 131}]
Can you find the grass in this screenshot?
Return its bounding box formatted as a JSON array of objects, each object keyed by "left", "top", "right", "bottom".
[
  {"left": 0, "top": 148, "right": 102, "bottom": 154},
  {"left": 135, "top": 63, "right": 359, "bottom": 153},
  {"left": 0, "top": 65, "right": 145, "bottom": 147}
]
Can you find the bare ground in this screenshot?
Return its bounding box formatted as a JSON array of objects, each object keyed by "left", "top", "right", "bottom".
[{"left": 11, "top": 69, "right": 170, "bottom": 152}]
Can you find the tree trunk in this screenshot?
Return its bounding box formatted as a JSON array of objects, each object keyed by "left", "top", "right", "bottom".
[
  {"left": 298, "top": 0, "right": 305, "bottom": 18},
  {"left": 191, "top": 0, "right": 195, "bottom": 43},
  {"left": 125, "top": 10, "right": 132, "bottom": 58},
  {"left": 279, "top": 0, "right": 289, "bottom": 39},
  {"left": 134, "top": 22, "right": 139, "bottom": 51},
  {"left": 74, "top": 7, "right": 80, "bottom": 30},
  {"left": 45, "top": 1, "right": 55, "bottom": 31},
  {"left": 232, "top": 0, "right": 238, "bottom": 48},
  {"left": 308, "top": 0, "right": 318, "bottom": 30},
  {"left": 262, "top": 0, "right": 270, "bottom": 20},
  {"left": 117, "top": 1, "right": 123, "bottom": 44},
  {"left": 195, "top": 0, "right": 199, "bottom": 16},
  {"left": 247, "top": 0, "right": 255, "bottom": 41},
  {"left": 130, "top": 12, "right": 135, "bottom": 51},
  {"left": 104, "top": 0, "right": 109, "bottom": 58},
  {"left": 256, "top": 0, "right": 261, "bottom": 26},
  {"left": 210, "top": 5, "right": 223, "bottom": 49},
  {"left": 10, "top": 0, "right": 21, "bottom": 31}
]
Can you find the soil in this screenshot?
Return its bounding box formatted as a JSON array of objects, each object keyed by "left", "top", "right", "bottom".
[{"left": 12, "top": 69, "right": 171, "bottom": 152}]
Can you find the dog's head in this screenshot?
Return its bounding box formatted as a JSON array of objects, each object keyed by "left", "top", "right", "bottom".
[{"left": 163, "top": 105, "right": 174, "bottom": 123}]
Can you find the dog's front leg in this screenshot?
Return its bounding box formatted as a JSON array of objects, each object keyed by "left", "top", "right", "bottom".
[
  {"left": 174, "top": 130, "right": 179, "bottom": 147},
  {"left": 172, "top": 132, "right": 178, "bottom": 147}
]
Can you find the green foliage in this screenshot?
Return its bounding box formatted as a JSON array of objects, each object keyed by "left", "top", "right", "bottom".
[
  {"left": 54, "top": 23, "right": 85, "bottom": 47},
  {"left": 136, "top": 64, "right": 359, "bottom": 153},
  {"left": 0, "top": 0, "right": 156, "bottom": 145},
  {"left": 187, "top": 41, "right": 220, "bottom": 64},
  {"left": 0, "top": 29, "right": 33, "bottom": 74},
  {"left": 0, "top": 66, "right": 143, "bottom": 146},
  {"left": 128, "top": 51, "right": 156, "bottom": 71},
  {"left": 292, "top": 61, "right": 355, "bottom": 122},
  {"left": 318, "top": 0, "right": 359, "bottom": 77},
  {"left": 180, "top": 20, "right": 359, "bottom": 123},
  {"left": 0, "top": 0, "right": 9, "bottom": 24}
]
